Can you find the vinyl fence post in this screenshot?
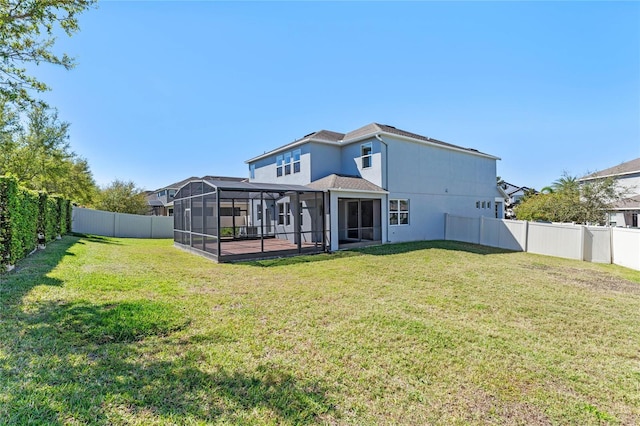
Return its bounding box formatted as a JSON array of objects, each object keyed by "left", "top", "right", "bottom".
[
  {"left": 479, "top": 215, "right": 484, "bottom": 245},
  {"left": 609, "top": 226, "right": 614, "bottom": 265},
  {"left": 579, "top": 225, "right": 585, "bottom": 262},
  {"left": 523, "top": 220, "right": 529, "bottom": 253}
]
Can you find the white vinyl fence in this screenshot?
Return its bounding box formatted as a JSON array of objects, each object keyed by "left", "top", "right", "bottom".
[
  {"left": 72, "top": 207, "right": 173, "bottom": 238},
  {"left": 445, "top": 214, "right": 640, "bottom": 271}
]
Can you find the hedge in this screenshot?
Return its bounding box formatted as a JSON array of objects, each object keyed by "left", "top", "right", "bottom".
[{"left": 0, "top": 176, "right": 72, "bottom": 268}]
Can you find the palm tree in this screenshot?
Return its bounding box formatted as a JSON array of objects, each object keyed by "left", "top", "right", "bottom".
[{"left": 552, "top": 173, "right": 579, "bottom": 194}]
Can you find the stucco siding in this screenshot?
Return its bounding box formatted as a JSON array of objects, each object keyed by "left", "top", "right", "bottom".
[
  {"left": 250, "top": 144, "right": 311, "bottom": 185},
  {"left": 384, "top": 136, "right": 496, "bottom": 198},
  {"left": 380, "top": 136, "right": 498, "bottom": 243},
  {"left": 618, "top": 174, "right": 640, "bottom": 196},
  {"left": 386, "top": 191, "right": 496, "bottom": 243},
  {"left": 309, "top": 143, "right": 341, "bottom": 182},
  {"left": 339, "top": 138, "right": 383, "bottom": 187}
]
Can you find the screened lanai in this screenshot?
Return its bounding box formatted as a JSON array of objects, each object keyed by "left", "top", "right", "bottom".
[{"left": 173, "top": 179, "right": 327, "bottom": 262}]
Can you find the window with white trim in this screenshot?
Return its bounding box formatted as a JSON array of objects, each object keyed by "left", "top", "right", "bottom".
[
  {"left": 361, "top": 142, "right": 372, "bottom": 169},
  {"left": 389, "top": 199, "right": 409, "bottom": 225},
  {"left": 276, "top": 155, "right": 283, "bottom": 177},
  {"left": 284, "top": 152, "right": 292, "bottom": 175},
  {"left": 249, "top": 164, "right": 255, "bottom": 179},
  {"left": 275, "top": 150, "right": 302, "bottom": 177},
  {"left": 293, "top": 149, "right": 301, "bottom": 173},
  {"left": 278, "top": 202, "right": 290, "bottom": 225}
]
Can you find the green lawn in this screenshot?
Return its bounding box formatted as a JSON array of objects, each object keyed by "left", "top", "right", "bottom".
[{"left": 1, "top": 236, "right": 639, "bottom": 425}]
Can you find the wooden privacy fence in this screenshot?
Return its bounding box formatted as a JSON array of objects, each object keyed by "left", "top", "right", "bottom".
[
  {"left": 445, "top": 214, "right": 640, "bottom": 271},
  {"left": 72, "top": 207, "right": 173, "bottom": 239}
]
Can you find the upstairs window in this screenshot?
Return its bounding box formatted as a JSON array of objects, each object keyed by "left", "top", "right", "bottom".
[
  {"left": 276, "top": 155, "right": 283, "bottom": 177},
  {"left": 293, "top": 149, "right": 301, "bottom": 173},
  {"left": 249, "top": 164, "right": 255, "bottom": 179},
  {"left": 361, "top": 142, "right": 372, "bottom": 168},
  {"left": 284, "top": 152, "right": 292, "bottom": 175},
  {"left": 276, "top": 150, "right": 302, "bottom": 177}
]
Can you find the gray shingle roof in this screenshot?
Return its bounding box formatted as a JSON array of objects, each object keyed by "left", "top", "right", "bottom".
[
  {"left": 580, "top": 158, "right": 640, "bottom": 180},
  {"left": 247, "top": 122, "right": 498, "bottom": 163},
  {"left": 307, "top": 174, "right": 386, "bottom": 192},
  {"left": 312, "top": 130, "right": 345, "bottom": 142},
  {"left": 343, "top": 123, "right": 492, "bottom": 156}
]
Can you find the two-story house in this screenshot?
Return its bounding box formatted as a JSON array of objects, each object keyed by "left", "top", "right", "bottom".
[
  {"left": 246, "top": 123, "right": 503, "bottom": 251},
  {"left": 578, "top": 157, "right": 640, "bottom": 227},
  {"left": 146, "top": 180, "right": 184, "bottom": 216}
]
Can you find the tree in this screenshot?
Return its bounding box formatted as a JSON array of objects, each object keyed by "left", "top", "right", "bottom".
[
  {"left": 1, "top": 0, "right": 95, "bottom": 106},
  {"left": 95, "top": 180, "right": 148, "bottom": 215},
  {"left": 552, "top": 172, "right": 579, "bottom": 195},
  {"left": 515, "top": 173, "right": 625, "bottom": 224},
  {"left": 0, "top": 100, "right": 97, "bottom": 204}
]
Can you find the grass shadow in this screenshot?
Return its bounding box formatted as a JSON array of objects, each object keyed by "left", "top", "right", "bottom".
[
  {"left": 355, "top": 240, "right": 518, "bottom": 256},
  {"left": 0, "top": 236, "right": 80, "bottom": 305},
  {"left": 2, "top": 298, "right": 335, "bottom": 424},
  {"left": 71, "top": 233, "right": 122, "bottom": 245},
  {"left": 242, "top": 240, "right": 517, "bottom": 267},
  {"left": 241, "top": 250, "right": 362, "bottom": 267}
]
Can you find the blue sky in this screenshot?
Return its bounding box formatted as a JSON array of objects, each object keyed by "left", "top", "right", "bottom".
[{"left": 34, "top": 1, "right": 639, "bottom": 191}]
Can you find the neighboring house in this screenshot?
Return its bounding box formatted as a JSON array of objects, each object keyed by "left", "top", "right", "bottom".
[
  {"left": 499, "top": 181, "right": 535, "bottom": 219},
  {"left": 147, "top": 176, "right": 245, "bottom": 216},
  {"left": 246, "top": 122, "right": 503, "bottom": 252},
  {"left": 578, "top": 157, "right": 640, "bottom": 228}
]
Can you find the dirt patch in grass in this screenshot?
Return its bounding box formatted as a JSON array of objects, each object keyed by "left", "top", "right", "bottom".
[{"left": 557, "top": 267, "right": 640, "bottom": 294}]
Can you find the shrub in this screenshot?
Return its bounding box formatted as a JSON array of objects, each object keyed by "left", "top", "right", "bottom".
[{"left": 0, "top": 176, "right": 71, "bottom": 268}]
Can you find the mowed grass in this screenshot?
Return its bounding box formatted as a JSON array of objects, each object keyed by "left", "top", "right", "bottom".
[{"left": 1, "top": 236, "right": 639, "bottom": 425}]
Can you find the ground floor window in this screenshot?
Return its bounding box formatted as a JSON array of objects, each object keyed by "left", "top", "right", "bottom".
[
  {"left": 389, "top": 199, "right": 409, "bottom": 225},
  {"left": 278, "top": 202, "right": 290, "bottom": 225}
]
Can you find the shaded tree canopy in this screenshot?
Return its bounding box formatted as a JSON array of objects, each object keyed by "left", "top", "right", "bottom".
[
  {"left": 515, "top": 172, "right": 625, "bottom": 224},
  {"left": 1, "top": 0, "right": 95, "bottom": 106},
  {"left": 95, "top": 179, "right": 148, "bottom": 215}
]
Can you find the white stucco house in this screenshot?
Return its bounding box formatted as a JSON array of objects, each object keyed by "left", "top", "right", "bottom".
[
  {"left": 246, "top": 123, "right": 504, "bottom": 252},
  {"left": 173, "top": 123, "right": 503, "bottom": 261},
  {"left": 578, "top": 157, "right": 640, "bottom": 228}
]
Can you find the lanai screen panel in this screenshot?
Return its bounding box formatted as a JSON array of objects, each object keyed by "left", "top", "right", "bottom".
[{"left": 173, "top": 180, "right": 219, "bottom": 258}]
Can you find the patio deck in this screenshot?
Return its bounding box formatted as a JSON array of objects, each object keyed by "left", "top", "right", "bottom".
[{"left": 219, "top": 238, "right": 321, "bottom": 256}]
